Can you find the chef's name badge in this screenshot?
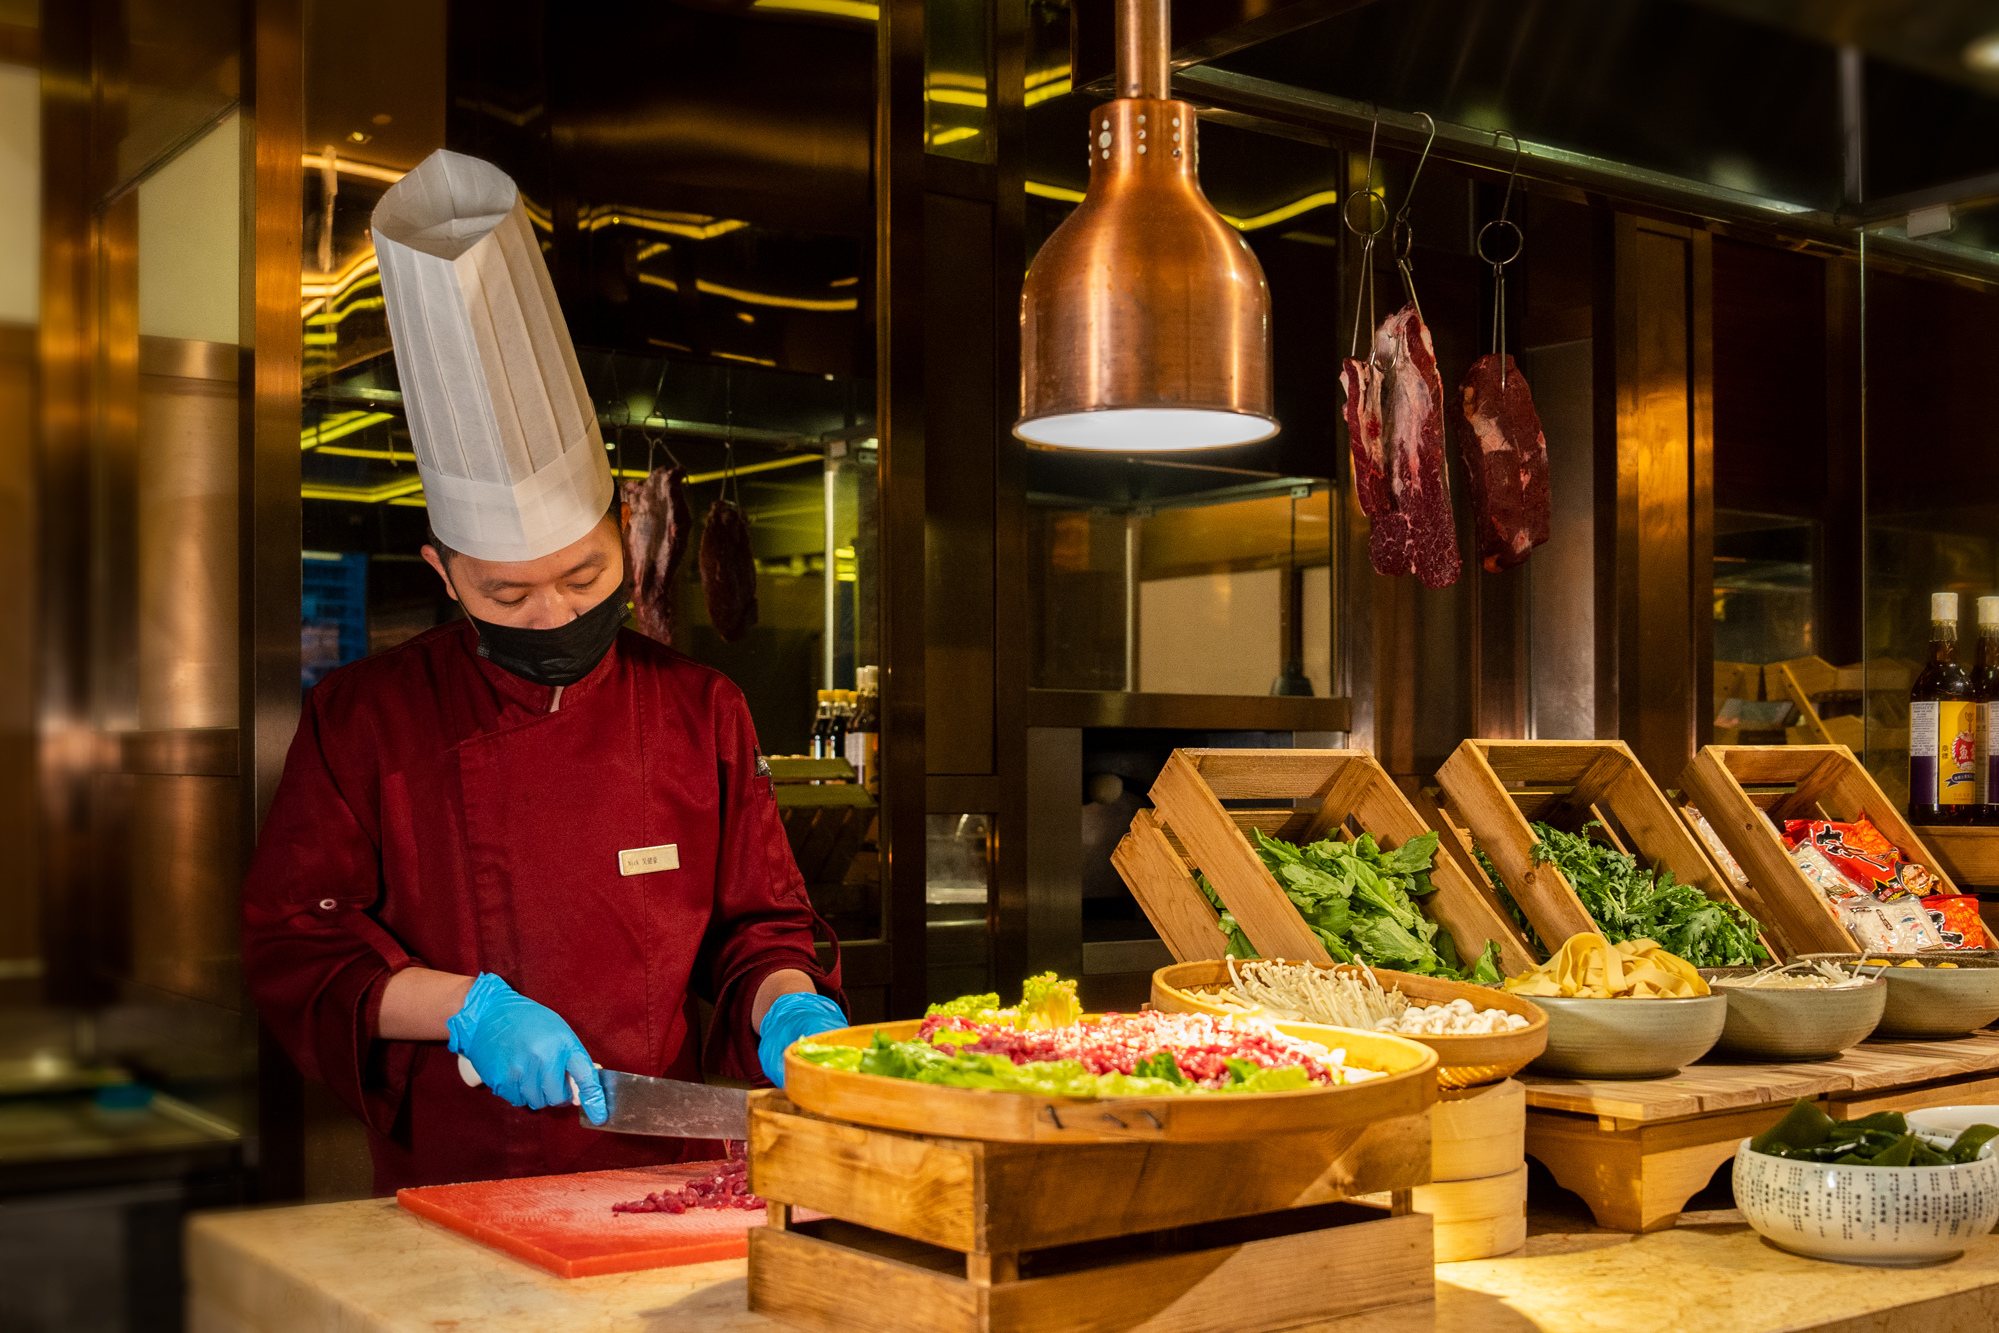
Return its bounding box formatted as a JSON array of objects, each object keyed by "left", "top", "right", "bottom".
[{"left": 618, "top": 844, "right": 680, "bottom": 876}]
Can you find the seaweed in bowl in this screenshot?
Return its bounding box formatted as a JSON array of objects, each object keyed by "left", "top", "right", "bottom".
[{"left": 1749, "top": 1098, "right": 1999, "bottom": 1166}]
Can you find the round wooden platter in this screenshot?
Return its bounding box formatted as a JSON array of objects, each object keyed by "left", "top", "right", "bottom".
[
  {"left": 781, "top": 1015, "right": 1438, "bottom": 1144},
  {"left": 1151, "top": 960, "right": 1548, "bottom": 1090}
]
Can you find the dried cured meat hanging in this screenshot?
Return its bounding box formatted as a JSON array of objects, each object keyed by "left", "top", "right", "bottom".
[
  {"left": 1454, "top": 132, "right": 1551, "bottom": 574},
  {"left": 700, "top": 444, "right": 759, "bottom": 643},
  {"left": 621, "top": 463, "right": 689, "bottom": 644},
  {"left": 1340, "top": 113, "right": 1460, "bottom": 590}
]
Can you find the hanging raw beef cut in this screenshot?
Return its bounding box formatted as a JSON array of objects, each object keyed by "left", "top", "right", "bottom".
[
  {"left": 699, "top": 497, "right": 760, "bottom": 642},
  {"left": 621, "top": 465, "right": 690, "bottom": 644},
  {"left": 1453, "top": 355, "right": 1550, "bottom": 573},
  {"left": 1342, "top": 303, "right": 1460, "bottom": 589},
  {"left": 1339, "top": 356, "right": 1411, "bottom": 578}
]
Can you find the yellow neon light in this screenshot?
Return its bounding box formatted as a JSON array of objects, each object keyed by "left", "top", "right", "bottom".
[
  {"left": 583, "top": 206, "right": 750, "bottom": 241},
  {"left": 612, "top": 454, "right": 822, "bottom": 485},
  {"left": 636, "top": 241, "right": 672, "bottom": 262},
  {"left": 1229, "top": 190, "right": 1341, "bottom": 231},
  {"left": 752, "top": 0, "right": 878, "bottom": 18},
  {"left": 301, "top": 154, "right": 406, "bottom": 185},
  {"left": 305, "top": 293, "right": 383, "bottom": 330},
  {"left": 1023, "top": 181, "right": 1338, "bottom": 232},
  {"left": 636, "top": 272, "right": 859, "bottom": 312},
  {"left": 927, "top": 89, "right": 987, "bottom": 108},
  {"left": 714, "top": 351, "right": 779, "bottom": 366},
  {"left": 302, "top": 474, "right": 426, "bottom": 504},
  {"left": 829, "top": 276, "right": 858, "bottom": 287},
  {"left": 301, "top": 410, "right": 395, "bottom": 450},
  {"left": 1025, "top": 79, "right": 1072, "bottom": 107},
  {"left": 302, "top": 248, "right": 380, "bottom": 300},
  {"left": 928, "top": 126, "right": 982, "bottom": 147}
]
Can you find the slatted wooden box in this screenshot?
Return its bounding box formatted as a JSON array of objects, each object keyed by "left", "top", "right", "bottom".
[
  {"left": 746, "top": 1090, "right": 1435, "bottom": 1333},
  {"left": 1110, "top": 748, "right": 1537, "bottom": 979},
  {"left": 1431, "top": 738, "right": 1781, "bottom": 960},
  {"left": 1679, "top": 744, "right": 1962, "bottom": 957}
]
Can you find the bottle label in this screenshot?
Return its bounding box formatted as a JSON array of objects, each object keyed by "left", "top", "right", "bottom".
[
  {"left": 1941, "top": 700, "right": 1979, "bottom": 806},
  {"left": 1912, "top": 700, "right": 1940, "bottom": 805},
  {"left": 1987, "top": 701, "right": 1999, "bottom": 806}
]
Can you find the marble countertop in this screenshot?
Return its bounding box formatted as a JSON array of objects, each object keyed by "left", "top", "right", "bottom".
[{"left": 187, "top": 1197, "right": 1999, "bottom": 1333}]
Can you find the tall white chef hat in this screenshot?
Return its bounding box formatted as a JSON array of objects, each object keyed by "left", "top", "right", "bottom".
[{"left": 372, "top": 149, "right": 613, "bottom": 563}]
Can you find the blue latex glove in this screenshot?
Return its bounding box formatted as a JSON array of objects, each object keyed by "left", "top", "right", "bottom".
[
  {"left": 757, "top": 991, "right": 847, "bottom": 1088},
  {"left": 447, "top": 973, "right": 608, "bottom": 1125}
]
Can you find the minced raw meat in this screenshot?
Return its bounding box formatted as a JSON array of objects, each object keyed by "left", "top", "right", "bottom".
[{"left": 611, "top": 1141, "right": 764, "bottom": 1215}]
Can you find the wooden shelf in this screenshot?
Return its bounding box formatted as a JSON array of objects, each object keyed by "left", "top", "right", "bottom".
[{"left": 1913, "top": 825, "right": 1999, "bottom": 889}]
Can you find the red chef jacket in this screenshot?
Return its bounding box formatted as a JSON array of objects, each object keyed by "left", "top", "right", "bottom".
[{"left": 242, "top": 619, "right": 840, "bottom": 1194}]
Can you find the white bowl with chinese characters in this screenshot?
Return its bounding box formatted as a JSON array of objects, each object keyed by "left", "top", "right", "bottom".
[{"left": 1733, "top": 1138, "right": 1999, "bottom": 1266}]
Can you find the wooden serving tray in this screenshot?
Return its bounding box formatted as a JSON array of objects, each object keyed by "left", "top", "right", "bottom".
[
  {"left": 746, "top": 1089, "right": 1436, "bottom": 1333},
  {"left": 1149, "top": 959, "right": 1547, "bottom": 1089},
  {"left": 781, "top": 1015, "right": 1437, "bottom": 1144},
  {"left": 1432, "top": 738, "right": 1779, "bottom": 960},
  {"left": 1111, "top": 748, "right": 1536, "bottom": 978},
  {"left": 1680, "top": 744, "right": 1960, "bottom": 958}
]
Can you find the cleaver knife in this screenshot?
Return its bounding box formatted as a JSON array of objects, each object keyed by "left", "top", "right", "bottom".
[{"left": 456, "top": 1055, "right": 749, "bottom": 1140}]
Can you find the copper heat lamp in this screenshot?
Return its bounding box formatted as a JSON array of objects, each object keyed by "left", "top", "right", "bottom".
[{"left": 1014, "top": 0, "right": 1275, "bottom": 450}]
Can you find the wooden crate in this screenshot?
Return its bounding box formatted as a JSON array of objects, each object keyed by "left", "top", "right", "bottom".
[
  {"left": 747, "top": 1090, "right": 1435, "bottom": 1333},
  {"left": 1112, "top": 749, "right": 1536, "bottom": 978},
  {"left": 1679, "top": 744, "right": 1962, "bottom": 958},
  {"left": 1433, "top": 739, "right": 1778, "bottom": 960}
]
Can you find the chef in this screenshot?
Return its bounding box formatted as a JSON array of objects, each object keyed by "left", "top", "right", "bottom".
[{"left": 242, "top": 150, "right": 848, "bottom": 1193}]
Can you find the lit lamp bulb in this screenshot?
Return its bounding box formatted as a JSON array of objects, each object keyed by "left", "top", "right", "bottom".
[{"left": 1013, "top": 0, "right": 1276, "bottom": 451}]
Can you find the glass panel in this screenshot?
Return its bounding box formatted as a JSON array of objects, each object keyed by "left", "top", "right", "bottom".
[
  {"left": 1027, "top": 481, "right": 1334, "bottom": 695},
  {"left": 1860, "top": 205, "right": 1999, "bottom": 816},
  {"left": 925, "top": 0, "right": 989, "bottom": 162},
  {"left": 926, "top": 813, "right": 992, "bottom": 1003},
  {"left": 299, "top": 0, "right": 889, "bottom": 940}
]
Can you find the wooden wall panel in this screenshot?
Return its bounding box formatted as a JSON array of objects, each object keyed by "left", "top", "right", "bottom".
[{"left": 1598, "top": 215, "right": 1713, "bottom": 787}]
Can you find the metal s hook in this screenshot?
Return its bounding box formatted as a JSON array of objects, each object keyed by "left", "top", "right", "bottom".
[
  {"left": 1474, "top": 130, "right": 1528, "bottom": 383},
  {"left": 1345, "top": 108, "right": 1388, "bottom": 362},
  {"left": 1391, "top": 112, "right": 1435, "bottom": 321},
  {"left": 1341, "top": 108, "right": 1387, "bottom": 241}
]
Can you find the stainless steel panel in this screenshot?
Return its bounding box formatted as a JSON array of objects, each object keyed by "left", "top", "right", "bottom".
[
  {"left": 127, "top": 774, "right": 240, "bottom": 1008},
  {"left": 137, "top": 358, "right": 238, "bottom": 731},
  {"left": 1523, "top": 339, "right": 1597, "bottom": 740},
  {"left": 1081, "top": 938, "right": 1172, "bottom": 976}
]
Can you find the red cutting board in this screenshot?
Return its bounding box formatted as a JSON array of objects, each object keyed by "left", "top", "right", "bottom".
[{"left": 398, "top": 1160, "right": 793, "bottom": 1279}]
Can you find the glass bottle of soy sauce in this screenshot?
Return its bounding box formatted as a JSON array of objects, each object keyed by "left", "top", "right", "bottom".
[
  {"left": 1973, "top": 596, "right": 1999, "bottom": 826},
  {"left": 1911, "top": 592, "right": 1979, "bottom": 825}
]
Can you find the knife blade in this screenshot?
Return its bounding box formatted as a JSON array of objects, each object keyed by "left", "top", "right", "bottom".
[
  {"left": 455, "top": 1055, "right": 749, "bottom": 1140},
  {"left": 591, "top": 1069, "right": 750, "bottom": 1141}
]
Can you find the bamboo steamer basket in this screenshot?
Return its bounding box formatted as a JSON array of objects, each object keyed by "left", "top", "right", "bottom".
[
  {"left": 783, "top": 1015, "right": 1438, "bottom": 1144},
  {"left": 1152, "top": 960, "right": 1547, "bottom": 1090}
]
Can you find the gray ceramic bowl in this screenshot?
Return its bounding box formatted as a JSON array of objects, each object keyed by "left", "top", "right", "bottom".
[
  {"left": 1699, "top": 968, "right": 1886, "bottom": 1061},
  {"left": 1798, "top": 953, "right": 1999, "bottom": 1039},
  {"left": 1525, "top": 993, "right": 1727, "bottom": 1079}
]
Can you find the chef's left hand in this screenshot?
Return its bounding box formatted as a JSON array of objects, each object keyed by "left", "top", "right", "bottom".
[{"left": 757, "top": 991, "right": 847, "bottom": 1087}]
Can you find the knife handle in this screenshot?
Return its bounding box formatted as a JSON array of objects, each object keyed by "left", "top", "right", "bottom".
[{"left": 456, "top": 1054, "right": 581, "bottom": 1106}]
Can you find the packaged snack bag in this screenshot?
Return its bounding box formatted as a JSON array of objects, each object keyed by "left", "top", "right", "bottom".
[
  {"left": 1783, "top": 816, "right": 1937, "bottom": 901},
  {"left": 1922, "top": 895, "right": 1992, "bottom": 950},
  {"left": 1789, "top": 840, "right": 1863, "bottom": 913}
]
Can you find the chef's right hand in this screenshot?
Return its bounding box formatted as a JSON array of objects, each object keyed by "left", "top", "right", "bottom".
[{"left": 447, "top": 973, "right": 608, "bottom": 1125}]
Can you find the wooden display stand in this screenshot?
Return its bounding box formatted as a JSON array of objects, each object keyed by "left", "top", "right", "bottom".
[
  {"left": 1521, "top": 1031, "right": 1999, "bottom": 1232},
  {"left": 1112, "top": 748, "right": 1536, "bottom": 978},
  {"left": 1431, "top": 738, "right": 1778, "bottom": 959},
  {"left": 746, "top": 1090, "right": 1436, "bottom": 1333},
  {"left": 1679, "top": 744, "right": 1962, "bottom": 957}
]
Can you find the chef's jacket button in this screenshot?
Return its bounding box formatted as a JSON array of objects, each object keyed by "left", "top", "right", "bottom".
[{"left": 318, "top": 899, "right": 337, "bottom": 911}]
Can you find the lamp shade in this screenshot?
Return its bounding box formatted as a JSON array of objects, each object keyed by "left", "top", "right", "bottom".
[{"left": 1015, "top": 97, "right": 1275, "bottom": 450}]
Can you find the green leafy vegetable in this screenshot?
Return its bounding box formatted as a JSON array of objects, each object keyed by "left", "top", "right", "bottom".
[
  {"left": 1747, "top": 1098, "right": 1997, "bottom": 1166},
  {"left": 922, "top": 973, "right": 1081, "bottom": 1031},
  {"left": 1195, "top": 827, "right": 1499, "bottom": 982},
  {"left": 1508, "top": 821, "right": 1768, "bottom": 969}
]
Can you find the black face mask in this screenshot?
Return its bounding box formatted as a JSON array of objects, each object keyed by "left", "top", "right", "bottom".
[{"left": 465, "top": 583, "right": 628, "bottom": 687}]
